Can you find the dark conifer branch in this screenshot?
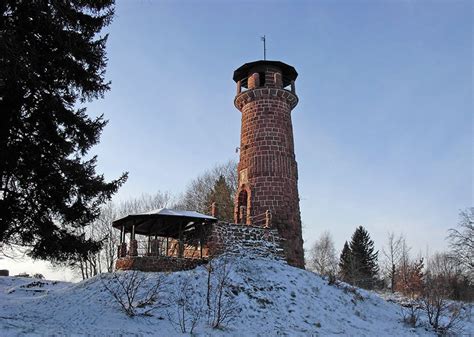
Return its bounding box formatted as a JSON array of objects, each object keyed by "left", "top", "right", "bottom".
[{"left": 0, "top": 0, "right": 127, "bottom": 261}]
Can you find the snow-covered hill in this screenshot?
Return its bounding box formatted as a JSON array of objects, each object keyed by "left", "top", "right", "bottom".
[{"left": 1, "top": 255, "right": 472, "bottom": 336}]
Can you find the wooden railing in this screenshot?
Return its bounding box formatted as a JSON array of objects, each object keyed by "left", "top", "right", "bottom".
[{"left": 249, "top": 210, "right": 272, "bottom": 228}]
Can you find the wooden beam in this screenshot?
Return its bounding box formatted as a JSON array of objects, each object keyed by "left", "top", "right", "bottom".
[{"left": 178, "top": 222, "right": 184, "bottom": 258}]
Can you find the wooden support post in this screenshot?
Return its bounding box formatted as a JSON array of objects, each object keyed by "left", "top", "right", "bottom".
[
  {"left": 200, "top": 240, "right": 203, "bottom": 259},
  {"left": 265, "top": 210, "right": 272, "bottom": 228},
  {"left": 199, "top": 228, "right": 203, "bottom": 259},
  {"left": 178, "top": 223, "right": 184, "bottom": 258},
  {"left": 211, "top": 202, "right": 217, "bottom": 218},
  {"left": 129, "top": 224, "right": 137, "bottom": 256}
]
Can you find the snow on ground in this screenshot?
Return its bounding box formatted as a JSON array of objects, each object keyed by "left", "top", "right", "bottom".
[{"left": 0, "top": 255, "right": 472, "bottom": 336}]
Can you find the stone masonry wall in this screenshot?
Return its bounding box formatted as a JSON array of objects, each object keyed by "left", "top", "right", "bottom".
[
  {"left": 208, "top": 222, "right": 286, "bottom": 261},
  {"left": 115, "top": 256, "right": 205, "bottom": 273}
]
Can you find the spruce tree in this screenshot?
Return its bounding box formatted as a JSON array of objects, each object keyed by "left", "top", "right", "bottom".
[
  {"left": 0, "top": 1, "right": 127, "bottom": 262},
  {"left": 339, "top": 241, "right": 353, "bottom": 283},
  {"left": 349, "top": 226, "right": 379, "bottom": 289},
  {"left": 205, "top": 175, "right": 234, "bottom": 222}
]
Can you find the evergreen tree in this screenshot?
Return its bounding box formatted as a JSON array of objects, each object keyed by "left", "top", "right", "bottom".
[
  {"left": 349, "top": 226, "right": 379, "bottom": 289},
  {"left": 338, "top": 241, "right": 353, "bottom": 283},
  {"left": 339, "top": 227, "right": 379, "bottom": 289},
  {"left": 0, "top": 1, "right": 127, "bottom": 262},
  {"left": 205, "top": 175, "right": 234, "bottom": 222}
]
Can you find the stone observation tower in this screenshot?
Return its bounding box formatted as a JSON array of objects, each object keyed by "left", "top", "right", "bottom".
[{"left": 232, "top": 60, "right": 304, "bottom": 268}]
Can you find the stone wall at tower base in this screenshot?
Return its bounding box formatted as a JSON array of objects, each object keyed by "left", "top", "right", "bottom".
[
  {"left": 208, "top": 222, "right": 286, "bottom": 262},
  {"left": 115, "top": 256, "right": 206, "bottom": 272}
]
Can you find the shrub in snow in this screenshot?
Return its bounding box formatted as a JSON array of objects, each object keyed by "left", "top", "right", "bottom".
[
  {"left": 421, "top": 278, "right": 466, "bottom": 335},
  {"left": 166, "top": 275, "right": 204, "bottom": 334},
  {"left": 101, "top": 270, "right": 163, "bottom": 317},
  {"left": 206, "top": 256, "right": 239, "bottom": 329},
  {"left": 399, "top": 301, "right": 422, "bottom": 328}
]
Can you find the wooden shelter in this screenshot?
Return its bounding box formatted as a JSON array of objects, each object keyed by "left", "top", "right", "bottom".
[{"left": 112, "top": 208, "right": 217, "bottom": 271}]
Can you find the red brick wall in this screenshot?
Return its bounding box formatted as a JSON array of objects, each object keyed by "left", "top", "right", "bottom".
[{"left": 234, "top": 64, "right": 304, "bottom": 268}]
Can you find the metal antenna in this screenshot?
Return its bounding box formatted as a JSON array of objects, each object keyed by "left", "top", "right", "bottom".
[{"left": 261, "top": 35, "right": 266, "bottom": 60}]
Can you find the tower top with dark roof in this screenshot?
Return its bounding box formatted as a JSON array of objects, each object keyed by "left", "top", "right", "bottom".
[{"left": 233, "top": 60, "right": 298, "bottom": 88}]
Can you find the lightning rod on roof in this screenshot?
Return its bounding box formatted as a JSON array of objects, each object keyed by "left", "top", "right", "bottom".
[{"left": 261, "top": 35, "right": 266, "bottom": 60}]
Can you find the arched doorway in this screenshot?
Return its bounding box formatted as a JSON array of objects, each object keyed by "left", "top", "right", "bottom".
[{"left": 236, "top": 189, "right": 249, "bottom": 224}]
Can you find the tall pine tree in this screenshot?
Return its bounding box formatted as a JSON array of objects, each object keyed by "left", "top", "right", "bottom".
[
  {"left": 0, "top": 1, "right": 127, "bottom": 262},
  {"left": 205, "top": 175, "right": 234, "bottom": 222},
  {"left": 339, "top": 226, "right": 379, "bottom": 289}
]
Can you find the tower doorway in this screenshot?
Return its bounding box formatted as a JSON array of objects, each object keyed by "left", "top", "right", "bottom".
[{"left": 236, "top": 189, "right": 249, "bottom": 224}]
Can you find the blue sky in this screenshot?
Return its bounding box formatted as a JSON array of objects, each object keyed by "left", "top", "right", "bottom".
[
  {"left": 94, "top": 0, "right": 472, "bottom": 252},
  {"left": 5, "top": 0, "right": 472, "bottom": 278}
]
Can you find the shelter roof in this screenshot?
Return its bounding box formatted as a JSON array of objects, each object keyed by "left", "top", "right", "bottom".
[{"left": 112, "top": 208, "right": 217, "bottom": 237}]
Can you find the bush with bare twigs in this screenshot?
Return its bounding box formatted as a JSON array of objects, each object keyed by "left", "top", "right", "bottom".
[
  {"left": 206, "top": 256, "right": 239, "bottom": 329},
  {"left": 166, "top": 275, "right": 204, "bottom": 334},
  {"left": 101, "top": 271, "right": 163, "bottom": 317},
  {"left": 421, "top": 275, "right": 466, "bottom": 335},
  {"left": 399, "top": 301, "right": 422, "bottom": 328}
]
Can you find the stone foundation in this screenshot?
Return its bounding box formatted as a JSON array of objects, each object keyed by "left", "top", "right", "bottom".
[
  {"left": 115, "top": 256, "right": 205, "bottom": 272},
  {"left": 208, "top": 222, "right": 286, "bottom": 261}
]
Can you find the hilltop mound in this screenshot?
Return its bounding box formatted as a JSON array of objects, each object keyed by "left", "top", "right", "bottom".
[{"left": 0, "top": 255, "right": 471, "bottom": 336}]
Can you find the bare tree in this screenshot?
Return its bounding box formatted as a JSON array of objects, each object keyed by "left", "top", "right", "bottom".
[
  {"left": 99, "top": 203, "right": 121, "bottom": 273},
  {"left": 175, "top": 160, "right": 237, "bottom": 215},
  {"left": 382, "top": 232, "right": 404, "bottom": 292},
  {"left": 76, "top": 202, "right": 120, "bottom": 278},
  {"left": 427, "top": 252, "right": 461, "bottom": 280},
  {"left": 426, "top": 252, "right": 473, "bottom": 302},
  {"left": 393, "top": 237, "right": 415, "bottom": 295},
  {"left": 67, "top": 191, "right": 173, "bottom": 279},
  {"left": 119, "top": 191, "right": 174, "bottom": 215},
  {"left": 308, "top": 231, "right": 338, "bottom": 278},
  {"left": 64, "top": 202, "right": 119, "bottom": 279},
  {"left": 447, "top": 207, "right": 474, "bottom": 279}
]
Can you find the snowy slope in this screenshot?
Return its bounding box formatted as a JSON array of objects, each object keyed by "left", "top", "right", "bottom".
[{"left": 0, "top": 255, "right": 472, "bottom": 336}]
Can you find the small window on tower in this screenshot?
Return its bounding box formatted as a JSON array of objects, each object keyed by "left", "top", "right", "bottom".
[{"left": 258, "top": 72, "right": 266, "bottom": 87}]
